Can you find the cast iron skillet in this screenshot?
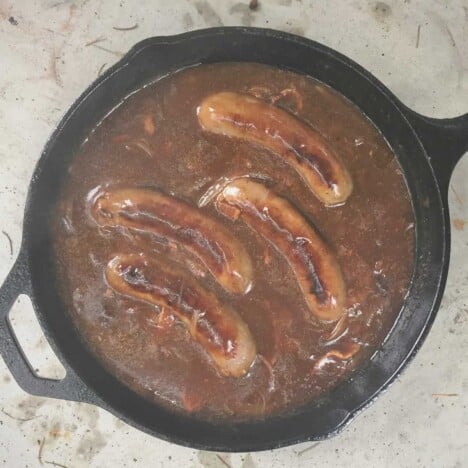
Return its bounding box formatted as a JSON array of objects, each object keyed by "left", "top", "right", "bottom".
[{"left": 0, "top": 28, "right": 467, "bottom": 451}]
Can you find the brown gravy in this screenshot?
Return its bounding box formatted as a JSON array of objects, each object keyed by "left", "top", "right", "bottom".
[{"left": 53, "top": 63, "right": 414, "bottom": 420}]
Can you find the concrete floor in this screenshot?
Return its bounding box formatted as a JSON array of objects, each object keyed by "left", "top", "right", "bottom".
[{"left": 0, "top": 1, "right": 467, "bottom": 467}]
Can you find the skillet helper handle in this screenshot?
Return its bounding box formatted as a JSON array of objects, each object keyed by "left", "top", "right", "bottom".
[
  {"left": 403, "top": 110, "right": 468, "bottom": 195},
  {"left": 0, "top": 250, "right": 95, "bottom": 403}
]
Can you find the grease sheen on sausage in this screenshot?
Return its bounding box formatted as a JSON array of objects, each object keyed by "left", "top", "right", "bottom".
[
  {"left": 197, "top": 92, "right": 353, "bottom": 206},
  {"left": 91, "top": 188, "right": 253, "bottom": 295},
  {"left": 106, "top": 254, "right": 257, "bottom": 377},
  {"left": 216, "top": 179, "right": 346, "bottom": 321}
]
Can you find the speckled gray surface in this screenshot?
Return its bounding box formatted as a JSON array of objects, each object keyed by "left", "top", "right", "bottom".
[{"left": 0, "top": 1, "right": 467, "bottom": 467}]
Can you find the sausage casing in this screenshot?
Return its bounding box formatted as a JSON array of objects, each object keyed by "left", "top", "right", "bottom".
[
  {"left": 216, "top": 179, "right": 346, "bottom": 321},
  {"left": 106, "top": 254, "right": 257, "bottom": 377},
  {"left": 91, "top": 187, "right": 253, "bottom": 295},
  {"left": 197, "top": 91, "right": 353, "bottom": 206}
]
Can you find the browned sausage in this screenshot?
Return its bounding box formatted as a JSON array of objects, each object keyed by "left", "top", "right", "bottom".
[
  {"left": 91, "top": 188, "right": 253, "bottom": 295},
  {"left": 215, "top": 179, "right": 346, "bottom": 321},
  {"left": 106, "top": 254, "right": 257, "bottom": 378},
  {"left": 197, "top": 92, "right": 353, "bottom": 206}
]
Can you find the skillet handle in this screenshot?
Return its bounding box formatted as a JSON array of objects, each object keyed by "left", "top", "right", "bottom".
[
  {"left": 402, "top": 109, "right": 468, "bottom": 196},
  {"left": 0, "top": 249, "right": 96, "bottom": 403}
]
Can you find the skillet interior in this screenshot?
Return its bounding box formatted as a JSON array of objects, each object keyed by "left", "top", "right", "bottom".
[{"left": 23, "top": 28, "right": 446, "bottom": 450}]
